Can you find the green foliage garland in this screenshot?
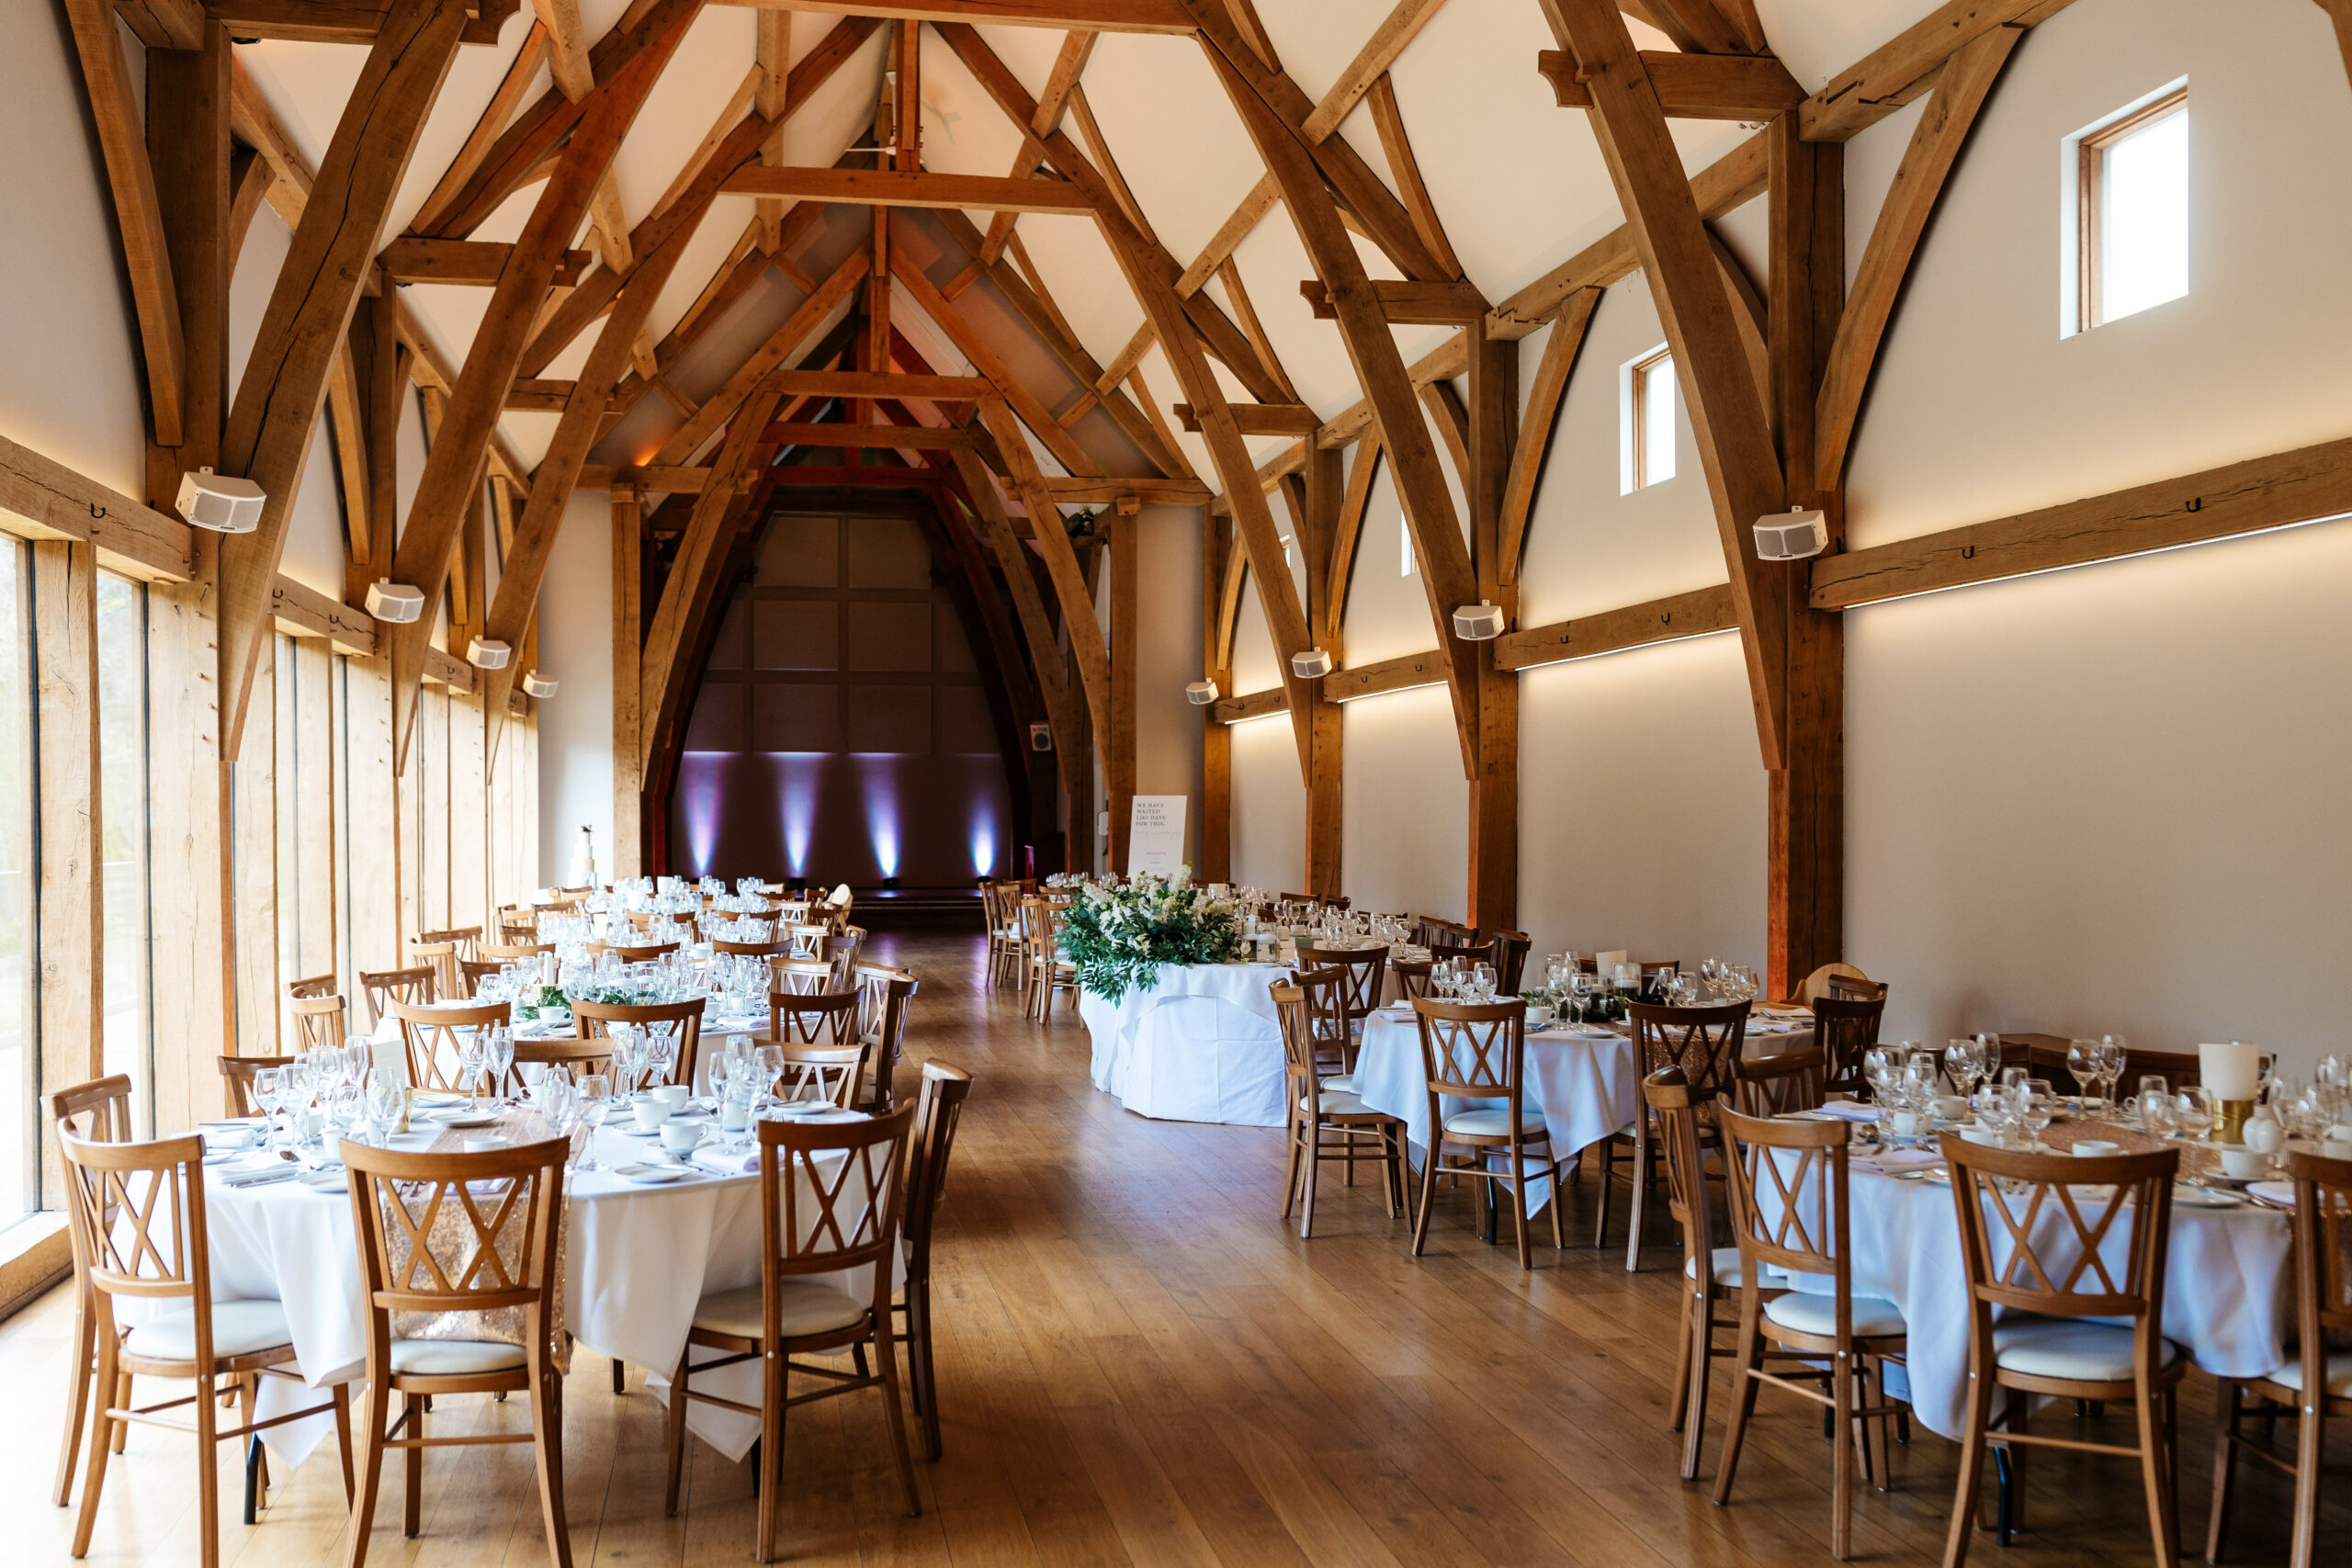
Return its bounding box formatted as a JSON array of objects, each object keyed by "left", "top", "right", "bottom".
[{"left": 1061, "top": 876, "right": 1241, "bottom": 1002}]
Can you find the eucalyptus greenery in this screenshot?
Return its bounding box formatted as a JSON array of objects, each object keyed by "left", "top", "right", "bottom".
[{"left": 1062, "top": 874, "right": 1241, "bottom": 1001}]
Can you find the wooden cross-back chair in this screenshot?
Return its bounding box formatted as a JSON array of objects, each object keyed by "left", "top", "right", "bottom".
[
  {"left": 1289, "top": 963, "right": 1362, "bottom": 1090},
  {"left": 1936, "top": 1135, "right": 2185, "bottom": 1568},
  {"left": 898, "top": 1060, "right": 973, "bottom": 1461},
  {"left": 59, "top": 1126, "right": 355, "bottom": 1568},
  {"left": 1416, "top": 915, "right": 1476, "bottom": 948},
  {"left": 386, "top": 999, "right": 510, "bottom": 1095},
  {"left": 2208, "top": 1148, "right": 2352, "bottom": 1568},
  {"left": 456, "top": 959, "right": 508, "bottom": 998},
  {"left": 1798, "top": 962, "right": 1873, "bottom": 1003},
  {"left": 771, "top": 956, "right": 836, "bottom": 996},
  {"left": 412, "top": 927, "right": 481, "bottom": 987},
  {"left": 499, "top": 919, "right": 542, "bottom": 944},
  {"left": 1735, "top": 1046, "right": 1827, "bottom": 1118},
  {"left": 1810, "top": 992, "right": 1885, "bottom": 1101},
  {"left": 586, "top": 940, "right": 679, "bottom": 963},
  {"left": 217, "top": 1055, "right": 297, "bottom": 1119},
  {"left": 825, "top": 928, "right": 866, "bottom": 989},
  {"left": 1408, "top": 997, "right": 1567, "bottom": 1269},
  {"left": 983, "top": 882, "right": 1027, "bottom": 989},
  {"left": 514, "top": 1038, "right": 612, "bottom": 1082},
  {"left": 711, "top": 937, "right": 787, "bottom": 959},
  {"left": 1293, "top": 944, "right": 1385, "bottom": 1048},
  {"left": 781, "top": 922, "right": 831, "bottom": 960},
  {"left": 1488, "top": 930, "right": 1532, "bottom": 995},
  {"left": 1596, "top": 1000, "right": 1752, "bottom": 1269},
  {"left": 1021, "top": 897, "right": 1078, "bottom": 1021},
  {"left": 853, "top": 964, "right": 917, "bottom": 1111},
  {"left": 664, "top": 1107, "right": 922, "bottom": 1555},
  {"left": 1713, "top": 1105, "right": 1910, "bottom": 1561},
  {"left": 767, "top": 990, "right": 863, "bottom": 1051},
  {"left": 1647, "top": 1068, "right": 1786, "bottom": 1483},
  {"left": 772, "top": 1042, "right": 868, "bottom": 1108},
  {"left": 359, "top": 965, "right": 438, "bottom": 1031},
  {"left": 46, "top": 1076, "right": 135, "bottom": 1511},
  {"left": 289, "top": 992, "right": 348, "bottom": 1050},
  {"left": 1273, "top": 982, "right": 1409, "bottom": 1240},
  {"left": 1389, "top": 958, "right": 1436, "bottom": 1001},
  {"left": 340, "top": 1137, "right": 570, "bottom": 1568},
  {"left": 573, "top": 998, "right": 705, "bottom": 1091},
  {"left": 285, "top": 972, "right": 339, "bottom": 1000},
  {"left": 481, "top": 941, "right": 553, "bottom": 964}
]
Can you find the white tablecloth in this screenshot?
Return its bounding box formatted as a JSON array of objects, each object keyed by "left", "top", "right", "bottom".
[
  {"left": 1351, "top": 1009, "right": 1816, "bottom": 1213},
  {"left": 1080, "top": 962, "right": 1291, "bottom": 1126},
  {"left": 1768, "top": 1157, "right": 2292, "bottom": 1439},
  {"left": 139, "top": 1119, "right": 894, "bottom": 1469}
]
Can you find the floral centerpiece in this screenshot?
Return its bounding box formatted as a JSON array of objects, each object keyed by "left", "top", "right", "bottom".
[{"left": 1061, "top": 870, "right": 1241, "bottom": 1001}]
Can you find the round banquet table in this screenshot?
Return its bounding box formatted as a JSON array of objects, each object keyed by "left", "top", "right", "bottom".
[
  {"left": 134, "top": 1112, "right": 899, "bottom": 1471},
  {"left": 1350, "top": 1006, "right": 1816, "bottom": 1214},
  {"left": 1767, "top": 1137, "right": 2292, "bottom": 1438},
  {"left": 1080, "top": 961, "right": 1294, "bottom": 1126}
]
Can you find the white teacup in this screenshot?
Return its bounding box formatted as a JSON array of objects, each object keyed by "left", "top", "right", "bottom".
[
  {"left": 1932, "top": 1095, "right": 1970, "bottom": 1122},
  {"left": 1523, "top": 1004, "right": 1555, "bottom": 1029},
  {"left": 654, "top": 1083, "right": 690, "bottom": 1111},
  {"left": 658, "top": 1122, "right": 706, "bottom": 1156},
  {"left": 1889, "top": 1110, "right": 1925, "bottom": 1136},
  {"left": 1960, "top": 1127, "right": 2003, "bottom": 1148},
  {"left": 630, "top": 1098, "right": 673, "bottom": 1132},
  {"left": 2215, "top": 1145, "right": 2268, "bottom": 1179},
  {"left": 2071, "top": 1140, "right": 2121, "bottom": 1158}
]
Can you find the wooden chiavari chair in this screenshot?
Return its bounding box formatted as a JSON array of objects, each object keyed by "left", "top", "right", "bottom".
[
  {"left": 288, "top": 992, "right": 348, "bottom": 1049},
  {"left": 1938, "top": 1134, "right": 2184, "bottom": 1568},
  {"left": 217, "top": 1055, "right": 296, "bottom": 1119},
  {"left": 1713, "top": 1105, "right": 1909, "bottom": 1561},
  {"left": 341, "top": 1137, "right": 570, "bottom": 1568},
  {"left": 359, "top": 964, "right": 437, "bottom": 1031},
  {"left": 1273, "top": 981, "right": 1410, "bottom": 1238},
  {"left": 61, "top": 1127, "right": 355, "bottom": 1568},
  {"left": 1021, "top": 897, "right": 1078, "bottom": 1021},
  {"left": 665, "top": 1108, "right": 922, "bottom": 1551},
  {"left": 1407, "top": 996, "right": 1568, "bottom": 1269},
  {"left": 854, "top": 964, "right": 917, "bottom": 1111},
  {"left": 46, "top": 1076, "right": 134, "bottom": 1509},
  {"left": 386, "top": 999, "right": 511, "bottom": 1094},
  {"left": 897, "top": 1060, "right": 972, "bottom": 1461},
  {"left": 2208, "top": 1148, "right": 2352, "bottom": 1568},
  {"left": 285, "top": 972, "right": 338, "bottom": 1000},
  {"left": 413, "top": 925, "right": 482, "bottom": 961},
  {"left": 1811, "top": 991, "right": 1886, "bottom": 1101},
  {"left": 1596, "top": 999, "right": 1751, "bottom": 1269},
  {"left": 1645, "top": 1067, "right": 1785, "bottom": 1483},
  {"left": 1735, "top": 1046, "right": 1827, "bottom": 1118},
  {"left": 573, "top": 998, "right": 705, "bottom": 1091}
]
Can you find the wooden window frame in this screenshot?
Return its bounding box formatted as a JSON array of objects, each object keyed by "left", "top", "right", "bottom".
[
  {"left": 2077, "top": 86, "right": 2188, "bottom": 333},
  {"left": 1629, "top": 345, "right": 1677, "bottom": 491}
]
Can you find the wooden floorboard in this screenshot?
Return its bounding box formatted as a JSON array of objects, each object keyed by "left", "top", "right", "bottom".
[{"left": 7, "top": 929, "right": 2346, "bottom": 1566}]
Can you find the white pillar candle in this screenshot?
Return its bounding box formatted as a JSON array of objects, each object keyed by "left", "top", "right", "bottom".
[{"left": 2199, "top": 1041, "right": 2261, "bottom": 1100}]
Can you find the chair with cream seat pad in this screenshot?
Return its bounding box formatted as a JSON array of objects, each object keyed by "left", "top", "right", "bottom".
[
  {"left": 59, "top": 1125, "right": 355, "bottom": 1568},
  {"left": 1407, "top": 997, "right": 1567, "bottom": 1269},
  {"left": 1646, "top": 1068, "right": 1789, "bottom": 1482},
  {"left": 1596, "top": 1000, "right": 1752, "bottom": 1270},
  {"left": 340, "top": 1135, "right": 572, "bottom": 1568},
  {"left": 2207, "top": 1147, "right": 2352, "bottom": 1568},
  {"left": 1273, "top": 981, "right": 1410, "bottom": 1239},
  {"left": 1938, "top": 1134, "right": 2187, "bottom": 1568},
  {"left": 46, "top": 1075, "right": 136, "bottom": 1510},
  {"left": 1713, "top": 1103, "right": 1910, "bottom": 1562},
  {"left": 665, "top": 1106, "right": 923, "bottom": 1560}
]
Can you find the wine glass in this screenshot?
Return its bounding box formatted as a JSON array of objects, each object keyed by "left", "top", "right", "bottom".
[
  {"left": 2138, "top": 1076, "right": 2179, "bottom": 1139},
  {"left": 644, "top": 1033, "right": 678, "bottom": 1092},
  {"left": 2097, "top": 1037, "right": 2129, "bottom": 1118},
  {"left": 458, "top": 1033, "right": 487, "bottom": 1106},
  {"left": 2066, "top": 1040, "right": 2102, "bottom": 1116},
  {"left": 1944, "top": 1039, "right": 1979, "bottom": 1100},
  {"left": 363, "top": 1073, "right": 404, "bottom": 1146},
  {"left": 487, "top": 1026, "right": 516, "bottom": 1108},
  {"left": 252, "top": 1067, "right": 285, "bottom": 1155},
  {"left": 2176, "top": 1084, "right": 2216, "bottom": 1143},
  {"left": 2021, "top": 1079, "right": 2057, "bottom": 1150},
  {"left": 575, "top": 1074, "right": 609, "bottom": 1171}
]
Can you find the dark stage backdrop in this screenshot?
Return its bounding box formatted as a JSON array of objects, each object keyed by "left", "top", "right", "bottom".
[{"left": 667, "top": 513, "right": 1014, "bottom": 886}]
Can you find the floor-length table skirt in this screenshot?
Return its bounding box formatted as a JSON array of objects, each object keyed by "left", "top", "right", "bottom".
[
  {"left": 1080, "top": 962, "right": 1292, "bottom": 1127},
  {"left": 135, "top": 1122, "right": 893, "bottom": 1469}
]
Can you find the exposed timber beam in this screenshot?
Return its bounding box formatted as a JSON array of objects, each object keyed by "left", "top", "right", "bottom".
[
  {"left": 1803, "top": 0, "right": 2070, "bottom": 141},
  {"left": 654, "top": 249, "right": 870, "bottom": 465},
  {"left": 1175, "top": 173, "right": 1279, "bottom": 296},
  {"left": 1813, "top": 27, "right": 2018, "bottom": 491},
  {"left": 576, "top": 463, "right": 711, "bottom": 492},
  {"left": 1040, "top": 477, "right": 1212, "bottom": 504},
  {"left": 1315, "top": 332, "right": 1466, "bottom": 449},
  {"left": 379, "top": 236, "right": 594, "bottom": 285},
  {"left": 215, "top": 0, "right": 469, "bottom": 759},
  {"left": 1552, "top": 0, "right": 1788, "bottom": 766},
  {"left": 709, "top": 0, "right": 1193, "bottom": 28},
  {"left": 720, "top": 166, "right": 1098, "bottom": 212},
  {"left": 1299, "top": 0, "right": 1450, "bottom": 143},
  {"left": 1497, "top": 287, "right": 1596, "bottom": 587},
  {"left": 1538, "top": 49, "right": 1804, "bottom": 119},
  {"left": 0, "top": 430, "right": 194, "bottom": 581},
  {"left": 1299, "top": 277, "right": 1486, "bottom": 324},
  {"left": 384, "top": 0, "right": 698, "bottom": 771},
  {"left": 1364, "top": 73, "right": 1462, "bottom": 280},
  {"left": 765, "top": 422, "right": 977, "bottom": 449},
  {"left": 1176, "top": 402, "right": 1317, "bottom": 434}
]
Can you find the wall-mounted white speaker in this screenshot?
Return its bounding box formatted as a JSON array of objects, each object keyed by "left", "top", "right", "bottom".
[
  {"left": 364, "top": 580, "right": 426, "bottom": 624},
  {"left": 1184, "top": 679, "right": 1219, "bottom": 705},
  {"left": 1754, "top": 507, "right": 1829, "bottom": 561},
  {"left": 522, "top": 671, "right": 559, "bottom": 698},
  {"left": 1452, "top": 602, "right": 1507, "bottom": 640},
  {"left": 467, "top": 637, "right": 512, "bottom": 670},
  {"left": 1290, "top": 648, "right": 1333, "bottom": 680},
  {"left": 175, "top": 467, "right": 266, "bottom": 533},
  {"left": 1029, "top": 721, "right": 1054, "bottom": 751}
]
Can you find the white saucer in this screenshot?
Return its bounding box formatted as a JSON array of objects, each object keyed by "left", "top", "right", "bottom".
[{"left": 613, "top": 1163, "right": 688, "bottom": 1184}]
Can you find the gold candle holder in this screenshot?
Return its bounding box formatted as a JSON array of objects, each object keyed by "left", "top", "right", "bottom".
[{"left": 2215, "top": 1097, "right": 2255, "bottom": 1145}]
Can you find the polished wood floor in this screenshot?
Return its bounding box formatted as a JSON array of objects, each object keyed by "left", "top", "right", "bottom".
[{"left": 6, "top": 930, "right": 2343, "bottom": 1566}]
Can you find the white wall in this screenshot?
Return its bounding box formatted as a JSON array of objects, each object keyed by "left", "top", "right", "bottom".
[
  {"left": 1339, "top": 686, "right": 1467, "bottom": 919},
  {"left": 1229, "top": 714, "right": 1303, "bottom": 893},
  {"left": 0, "top": 9, "right": 146, "bottom": 493},
  {"left": 1133, "top": 506, "right": 1205, "bottom": 866},
  {"left": 536, "top": 490, "right": 615, "bottom": 881}
]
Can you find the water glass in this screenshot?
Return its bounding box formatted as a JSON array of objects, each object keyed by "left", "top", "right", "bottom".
[
  {"left": 2021, "top": 1079, "right": 2057, "bottom": 1149},
  {"left": 1944, "top": 1039, "right": 1978, "bottom": 1097},
  {"left": 253, "top": 1067, "right": 285, "bottom": 1153},
  {"left": 2066, "top": 1040, "right": 2102, "bottom": 1115},
  {"left": 2175, "top": 1084, "right": 2216, "bottom": 1142},
  {"left": 487, "top": 1026, "right": 516, "bottom": 1105},
  {"left": 2138, "top": 1077, "right": 2179, "bottom": 1139}
]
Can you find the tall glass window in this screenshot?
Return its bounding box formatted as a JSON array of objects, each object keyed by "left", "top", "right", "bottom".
[
  {"left": 0, "top": 541, "right": 31, "bottom": 1220},
  {"left": 96, "top": 572, "right": 151, "bottom": 1133}
]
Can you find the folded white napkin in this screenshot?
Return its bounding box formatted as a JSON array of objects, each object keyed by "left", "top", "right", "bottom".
[
  {"left": 219, "top": 1161, "right": 298, "bottom": 1189},
  {"left": 1815, "top": 1100, "right": 1881, "bottom": 1122},
  {"left": 692, "top": 1146, "right": 763, "bottom": 1175}
]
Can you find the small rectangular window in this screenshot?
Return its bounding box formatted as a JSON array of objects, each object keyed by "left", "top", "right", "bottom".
[
  {"left": 2075, "top": 86, "right": 2188, "bottom": 332},
  {"left": 1621, "top": 345, "right": 1678, "bottom": 493},
  {"left": 1400, "top": 514, "right": 1414, "bottom": 577}
]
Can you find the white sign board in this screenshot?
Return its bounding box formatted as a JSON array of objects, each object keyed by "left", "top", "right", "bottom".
[{"left": 1126, "top": 795, "right": 1189, "bottom": 875}]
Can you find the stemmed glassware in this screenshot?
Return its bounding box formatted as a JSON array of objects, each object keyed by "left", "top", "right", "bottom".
[
  {"left": 2066, "top": 1040, "right": 2102, "bottom": 1117},
  {"left": 2098, "top": 1037, "right": 2128, "bottom": 1116},
  {"left": 2020, "top": 1079, "right": 2057, "bottom": 1149},
  {"left": 2176, "top": 1084, "right": 2216, "bottom": 1143},
  {"left": 1944, "top": 1039, "right": 1981, "bottom": 1100},
  {"left": 2137, "top": 1076, "right": 2179, "bottom": 1139},
  {"left": 363, "top": 1071, "right": 404, "bottom": 1147},
  {"left": 643, "top": 1033, "right": 677, "bottom": 1094},
  {"left": 486, "top": 1026, "right": 516, "bottom": 1108},
  {"left": 253, "top": 1067, "right": 285, "bottom": 1155},
  {"left": 458, "top": 1033, "right": 487, "bottom": 1107}
]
